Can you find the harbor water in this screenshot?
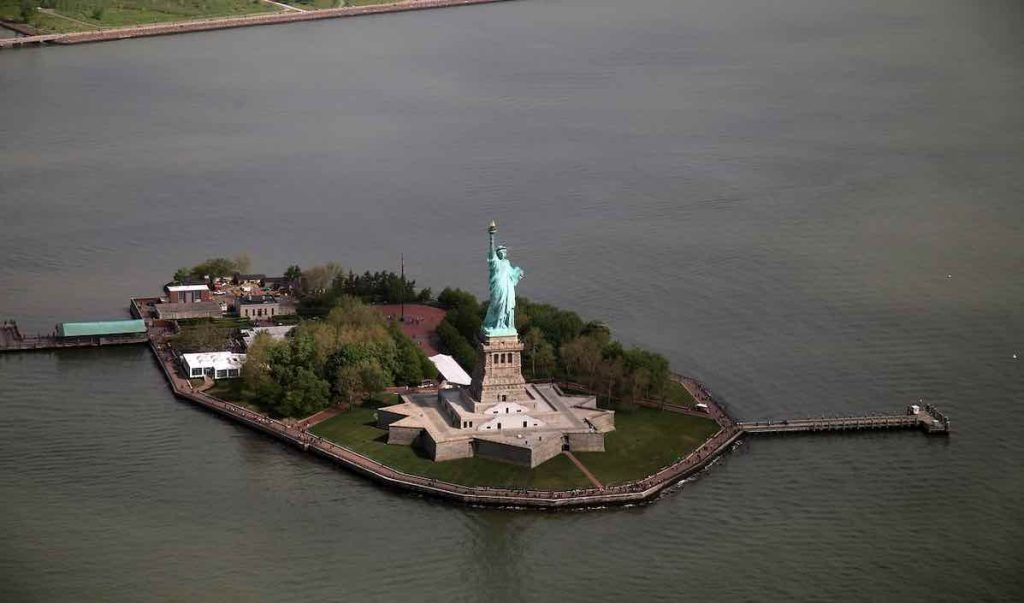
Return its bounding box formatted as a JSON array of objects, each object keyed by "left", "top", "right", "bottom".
[{"left": 1, "top": 0, "right": 1022, "bottom": 599}]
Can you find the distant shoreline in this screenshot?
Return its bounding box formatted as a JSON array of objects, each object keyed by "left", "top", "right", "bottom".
[{"left": 0, "top": 0, "right": 512, "bottom": 50}]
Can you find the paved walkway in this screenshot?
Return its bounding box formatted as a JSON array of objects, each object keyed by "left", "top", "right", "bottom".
[
  {"left": 564, "top": 451, "right": 603, "bottom": 489},
  {"left": 295, "top": 404, "right": 347, "bottom": 429},
  {"left": 39, "top": 9, "right": 96, "bottom": 28},
  {"left": 262, "top": 0, "right": 306, "bottom": 12}
]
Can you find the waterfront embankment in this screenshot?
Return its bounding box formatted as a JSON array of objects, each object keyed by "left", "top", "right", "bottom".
[{"left": 0, "top": 0, "right": 512, "bottom": 50}]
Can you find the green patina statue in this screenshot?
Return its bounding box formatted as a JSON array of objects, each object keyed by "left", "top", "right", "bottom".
[{"left": 482, "top": 221, "right": 525, "bottom": 337}]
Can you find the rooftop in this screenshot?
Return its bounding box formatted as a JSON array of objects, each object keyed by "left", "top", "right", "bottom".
[
  {"left": 58, "top": 319, "right": 147, "bottom": 337},
  {"left": 238, "top": 294, "right": 278, "bottom": 305},
  {"left": 429, "top": 354, "right": 472, "bottom": 386},
  {"left": 166, "top": 283, "right": 210, "bottom": 293},
  {"left": 182, "top": 351, "right": 246, "bottom": 371}
]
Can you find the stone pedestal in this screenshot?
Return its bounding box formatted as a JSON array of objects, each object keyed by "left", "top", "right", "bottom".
[{"left": 469, "top": 334, "right": 529, "bottom": 407}]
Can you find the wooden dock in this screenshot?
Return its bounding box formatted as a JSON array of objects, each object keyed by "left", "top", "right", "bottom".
[{"left": 739, "top": 406, "right": 950, "bottom": 436}]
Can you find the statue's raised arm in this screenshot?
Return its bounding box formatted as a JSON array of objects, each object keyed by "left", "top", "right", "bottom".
[
  {"left": 488, "top": 221, "right": 497, "bottom": 260},
  {"left": 482, "top": 221, "right": 524, "bottom": 337}
]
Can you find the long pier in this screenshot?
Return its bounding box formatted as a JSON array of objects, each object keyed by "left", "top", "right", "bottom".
[
  {"left": 0, "top": 0, "right": 512, "bottom": 50},
  {"left": 739, "top": 407, "right": 950, "bottom": 436}
]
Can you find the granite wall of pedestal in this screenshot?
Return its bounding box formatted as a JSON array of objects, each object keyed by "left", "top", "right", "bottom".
[
  {"left": 422, "top": 431, "right": 473, "bottom": 462},
  {"left": 474, "top": 438, "right": 533, "bottom": 466},
  {"left": 475, "top": 435, "right": 562, "bottom": 468},
  {"left": 530, "top": 436, "right": 563, "bottom": 467},
  {"left": 387, "top": 426, "right": 422, "bottom": 446},
  {"left": 376, "top": 408, "right": 407, "bottom": 429},
  {"left": 568, "top": 432, "right": 605, "bottom": 452}
]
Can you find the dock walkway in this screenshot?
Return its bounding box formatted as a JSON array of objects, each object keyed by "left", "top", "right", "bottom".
[{"left": 739, "top": 407, "right": 950, "bottom": 435}]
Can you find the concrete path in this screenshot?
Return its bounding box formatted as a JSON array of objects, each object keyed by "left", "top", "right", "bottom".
[
  {"left": 564, "top": 451, "right": 604, "bottom": 490},
  {"left": 39, "top": 9, "right": 97, "bottom": 29},
  {"left": 263, "top": 0, "right": 306, "bottom": 12},
  {"left": 296, "top": 404, "right": 348, "bottom": 430}
]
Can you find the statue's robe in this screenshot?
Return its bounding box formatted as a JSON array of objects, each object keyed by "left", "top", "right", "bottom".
[{"left": 485, "top": 255, "right": 523, "bottom": 333}]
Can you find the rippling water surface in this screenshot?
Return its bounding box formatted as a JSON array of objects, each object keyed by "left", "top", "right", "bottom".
[{"left": 1, "top": 0, "right": 1022, "bottom": 599}]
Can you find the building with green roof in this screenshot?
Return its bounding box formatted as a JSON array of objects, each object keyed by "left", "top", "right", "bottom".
[{"left": 58, "top": 320, "right": 147, "bottom": 338}]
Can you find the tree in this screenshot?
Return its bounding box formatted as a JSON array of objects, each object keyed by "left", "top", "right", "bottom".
[
  {"left": 595, "top": 356, "right": 624, "bottom": 405},
  {"left": 437, "top": 321, "right": 476, "bottom": 372},
  {"left": 233, "top": 253, "right": 252, "bottom": 274},
  {"left": 333, "top": 361, "right": 387, "bottom": 404},
  {"left": 173, "top": 267, "right": 190, "bottom": 284},
  {"left": 438, "top": 288, "right": 480, "bottom": 314},
  {"left": 242, "top": 333, "right": 283, "bottom": 407},
  {"left": 560, "top": 335, "right": 603, "bottom": 387},
  {"left": 284, "top": 265, "right": 302, "bottom": 281},
  {"left": 532, "top": 338, "right": 557, "bottom": 379},
  {"left": 516, "top": 298, "right": 584, "bottom": 348},
  {"left": 301, "top": 262, "right": 343, "bottom": 294},
  {"left": 522, "top": 329, "right": 549, "bottom": 378},
  {"left": 278, "top": 366, "right": 330, "bottom": 417},
  {"left": 19, "top": 0, "right": 35, "bottom": 22}
]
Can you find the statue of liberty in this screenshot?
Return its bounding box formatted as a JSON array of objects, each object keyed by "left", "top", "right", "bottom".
[{"left": 482, "top": 221, "right": 525, "bottom": 337}]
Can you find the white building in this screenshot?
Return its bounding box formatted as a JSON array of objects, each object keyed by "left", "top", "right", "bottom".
[{"left": 181, "top": 352, "right": 246, "bottom": 380}]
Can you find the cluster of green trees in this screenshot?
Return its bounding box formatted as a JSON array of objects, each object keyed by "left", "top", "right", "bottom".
[
  {"left": 297, "top": 263, "right": 431, "bottom": 317},
  {"left": 434, "top": 288, "right": 672, "bottom": 404},
  {"left": 172, "top": 255, "right": 252, "bottom": 283},
  {"left": 242, "top": 296, "right": 435, "bottom": 418}
]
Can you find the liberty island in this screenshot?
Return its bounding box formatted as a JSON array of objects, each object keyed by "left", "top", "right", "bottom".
[{"left": 0, "top": 223, "right": 949, "bottom": 506}]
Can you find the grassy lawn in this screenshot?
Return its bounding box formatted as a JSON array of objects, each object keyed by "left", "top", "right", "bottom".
[
  {"left": 575, "top": 406, "right": 719, "bottom": 486},
  {"left": 1, "top": 0, "right": 279, "bottom": 34},
  {"left": 206, "top": 378, "right": 244, "bottom": 401},
  {"left": 663, "top": 379, "right": 697, "bottom": 407},
  {"left": 310, "top": 402, "right": 594, "bottom": 490},
  {"left": 310, "top": 397, "right": 720, "bottom": 490}
]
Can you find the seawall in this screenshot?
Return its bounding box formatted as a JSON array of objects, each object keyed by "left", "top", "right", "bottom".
[{"left": 0, "top": 0, "right": 514, "bottom": 50}]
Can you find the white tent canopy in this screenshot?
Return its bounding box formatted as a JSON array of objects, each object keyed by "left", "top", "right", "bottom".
[
  {"left": 181, "top": 352, "right": 246, "bottom": 379},
  {"left": 429, "top": 353, "right": 472, "bottom": 386}
]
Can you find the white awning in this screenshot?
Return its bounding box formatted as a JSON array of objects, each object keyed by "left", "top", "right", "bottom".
[
  {"left": 167, "top": 284, "right": 210, "bottom": 292},
  {"left": 182, "top": 352, "right": 246, "bottom": 372},
  {"left": 429, "top": 354, "right": 472, "bottom": 386}
]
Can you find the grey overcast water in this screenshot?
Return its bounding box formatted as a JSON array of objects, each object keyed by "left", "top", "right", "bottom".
[{"left": 2, "top": 0, "right": 1023, "bottom": 600}]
